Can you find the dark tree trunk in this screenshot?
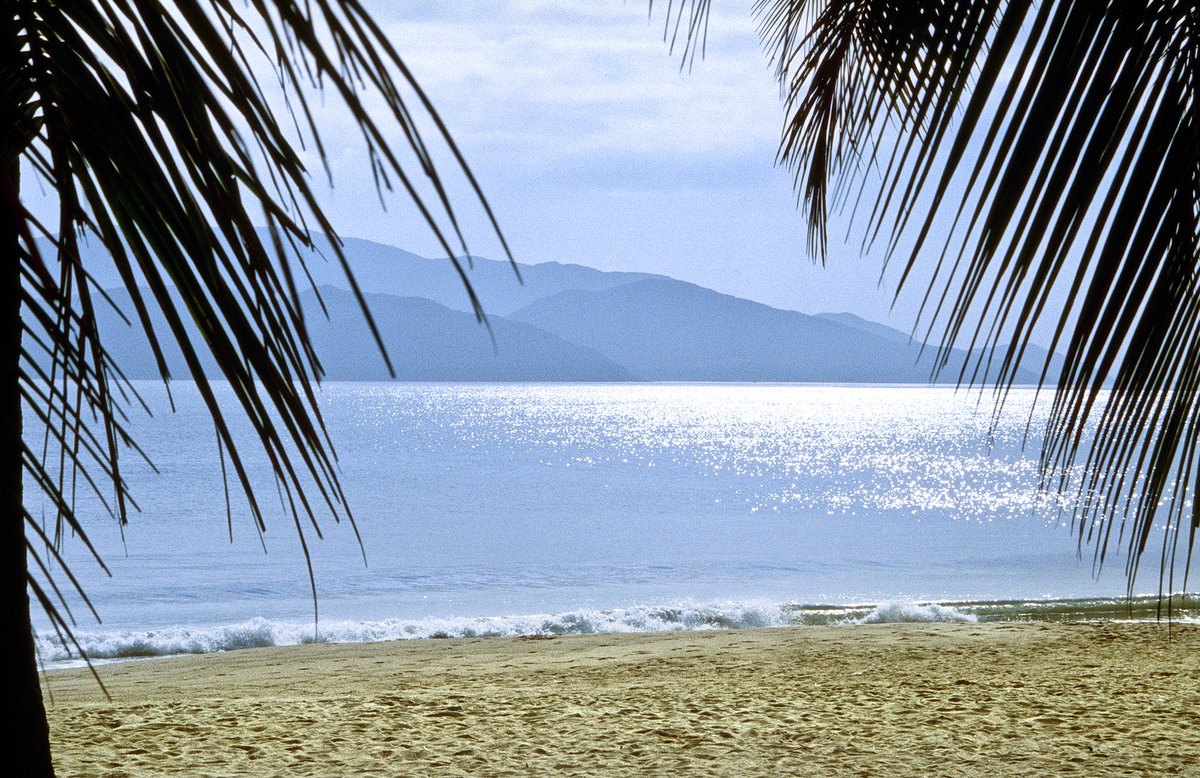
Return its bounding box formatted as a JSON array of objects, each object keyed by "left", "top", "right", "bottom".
[
  {"left": 3, "top": 3, "right": 56, "bottom": 770},
  {"left": 0, "top": 124, "right": 55, "bottom": 778}
]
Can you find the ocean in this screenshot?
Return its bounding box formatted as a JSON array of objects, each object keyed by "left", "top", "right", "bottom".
[{"left": 30, "top": 382, "right": 1196, "bottom": 667}]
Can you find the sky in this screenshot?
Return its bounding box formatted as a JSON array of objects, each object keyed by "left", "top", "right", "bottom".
[
  {"left": 17, "top": 1, "right": 1061, "bottom": 344},
  {"left": 292, "top": 1, "right": 941, "bottom": 334}
]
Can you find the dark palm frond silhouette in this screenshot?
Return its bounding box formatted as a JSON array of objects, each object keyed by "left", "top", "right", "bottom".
[
  {"left": 664, "top": 1, "right": 1199, "bottom": 595},
  {"left": 4, "top": 1, "right": 506, "bottom": 774}
]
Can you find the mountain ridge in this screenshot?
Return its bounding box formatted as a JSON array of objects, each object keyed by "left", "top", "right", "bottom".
[
  {"left": 507, "top": 278, "right": 1038, "bottom": 384},
  {"left": 41, "top": 234, "right": 1054, "bottom": 384}
]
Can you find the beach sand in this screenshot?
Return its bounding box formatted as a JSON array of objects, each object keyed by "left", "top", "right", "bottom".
[{"left": 44, "top": 622, "right": 1200, "bottom": 776}]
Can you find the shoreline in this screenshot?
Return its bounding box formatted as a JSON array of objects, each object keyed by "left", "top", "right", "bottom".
[
  {"left": 36, "top": 593, "right": 1200, "bottom": 670},
  {"left": 44, "top": 621, "right": 1200, "bottom": 776}
]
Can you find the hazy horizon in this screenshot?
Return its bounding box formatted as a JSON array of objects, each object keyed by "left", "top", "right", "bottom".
[{"left": 22, "top": 1, "right": 1073, "bottom": 351}]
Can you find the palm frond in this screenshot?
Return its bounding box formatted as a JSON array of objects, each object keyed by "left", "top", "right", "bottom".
[
  {"left": 748, "top": 0, "right": 1200, "bottom": 595},
  {"left": 8, "top": 0, "right": 508, "bottom": 668}
]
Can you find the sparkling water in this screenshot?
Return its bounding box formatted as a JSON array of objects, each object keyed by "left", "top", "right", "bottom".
[{"left": 31, "top": 383, "right": 1191, "bottom": 666}]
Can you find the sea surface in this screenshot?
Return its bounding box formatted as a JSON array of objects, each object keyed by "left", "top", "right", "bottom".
[{"left": 30, "top": 382, "right": 1197, "bottom": 667}]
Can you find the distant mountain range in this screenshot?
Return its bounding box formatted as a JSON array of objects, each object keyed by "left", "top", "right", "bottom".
[{"left": 50, "top": 234, "right": 1052, "bottom": 383}]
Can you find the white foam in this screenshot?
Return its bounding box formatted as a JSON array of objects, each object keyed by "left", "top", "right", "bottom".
[
  {"left": 853, "top": 602, "right": 978, "bottom": 624},
  {"left": 36, "top": 602, "right": 793, "bottom": 666},
  {"left": 38, "top": 617, "right": 285, "bottom": 664}
]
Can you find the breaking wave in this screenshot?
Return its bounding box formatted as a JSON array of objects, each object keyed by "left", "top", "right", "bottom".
[
  {"left": 37, "top": 594, "right": 1198, "bottom": 668},
  {"left": 37, "top": 601, "right": 791, "bottom": 667}
]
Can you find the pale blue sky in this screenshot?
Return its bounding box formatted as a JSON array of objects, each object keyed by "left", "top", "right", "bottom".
[
  {"left": 19, "top": 2, "right": 1043, "bottom": 342},
  {"left": 304, "top": 1, "right": 937, "bottom": 332}
]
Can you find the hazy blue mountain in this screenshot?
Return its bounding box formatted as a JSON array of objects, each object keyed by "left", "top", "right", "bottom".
[
  {"left": 55, "top": 234, "right": 662, "bottom": 317},
  {"left": 816, "top": 311, "right": 1064, "bottom": 383},
  {"left": 91, "top": 286, "right": 633, "bottom": 382},
  {"left": 48, "top": 233, "right": 1057, "bottom": 384},
  {"left": 814, "top": 312, "right": 917, "bottom": 346},
  {"left": 297, "top": 287, "right": 632, "bottom": 381},
  {"left": 510, "top": 279, "right": 1043, "bottom": 384},
  {"left": 295, "top": 235, "right": 665, "bottom": 316},
  {"left": 85, "top": 288, "right": 219, "bottom": 380}
]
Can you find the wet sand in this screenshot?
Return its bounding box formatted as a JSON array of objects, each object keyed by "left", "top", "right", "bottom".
[{"left": 44, "top": 622, "right": 1200, "bottom": 776}]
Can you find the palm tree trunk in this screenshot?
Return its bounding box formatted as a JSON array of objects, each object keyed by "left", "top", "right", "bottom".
[
  {"left": 2, "top": 4, "right": 55, "bottom": 769},
  {"left": 0, "top": 154, "right": 54, "bottom": 774}
]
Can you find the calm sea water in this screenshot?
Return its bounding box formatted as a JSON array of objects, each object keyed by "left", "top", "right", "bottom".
[{"left": 31, "top": 383, "right": 1195, "bottom": 666}]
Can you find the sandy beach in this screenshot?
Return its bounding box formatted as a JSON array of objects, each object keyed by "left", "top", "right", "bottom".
[{"left": 43, "top": 622, "right": 1200, "bottom": 776}]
